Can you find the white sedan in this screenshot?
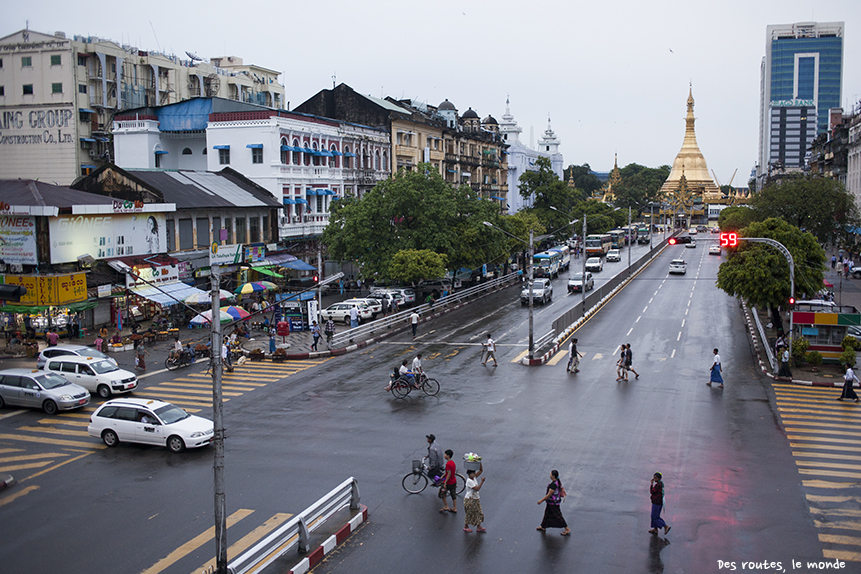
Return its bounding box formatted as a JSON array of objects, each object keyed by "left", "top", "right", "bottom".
[
  {"left": 320, "top": 302, "right": 373, "bottom": 325},
  {"left": 88, "top": 398, "right": 214, "bottom": 452},
  {"left": 709, "top": 244, "right": 721, "bottom": 255},
  {"left": 606, "top": 249, "right": 621, "bottom": 262},
  {"left": 585, "top": 257, "right": 604, "bottom": 272}
]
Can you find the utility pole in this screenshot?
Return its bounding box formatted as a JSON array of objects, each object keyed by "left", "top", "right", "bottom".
[
  {"left": 528, "top": 229, "right": 534, "bottom": 360},
  {"left": 210, "top": 265, "right": 227, "bottom": 573}
]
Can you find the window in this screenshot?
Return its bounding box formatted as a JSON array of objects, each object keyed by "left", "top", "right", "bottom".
[
  {"left": 375, "top": 151, "right": 380, "bottom": 171},
  {"left": 22, "top": 84, "right": 33, "bottom": 95},
  {"left": 331, "top": 146, "right": 339, "bottom": 168},
  {"left": 0, "top": 87, "right": 4, "bottom": 97},
  {"left": 343, "top": 147, "right": 351, "bottom": 169},
  {"left": 178, "top": 219, "right": 193, "bottom": 250},
  {"left": 21, "top": 56, "right": 32, "bottom": 67},
  {"left": 0, "top": 58, "right": 3, "bottom": 68},
  {"left": 77, "top": 55, "right": 86, "bottom": 66},
  {"left": 281, "top": 139, "right": 289, "bottom": 165},
  {"left": 223, "top": 218, "right": 232, "bottom": 244},
  {"left": 182, "top": 148, "right": 192, "bottom": 155},
  {"left": 219, "top": 148, "right": 230, "bottom": 165},
  {"left": 292, "top": 139, "right": 300, "bottom": 165},
  {"left": 252, "top": 147, "right": 263, "bottom": 164},
  {"left": 249, "top": 217, "right": 260, "bottom": 242},
  {"left": 312, "top": 144, "right": 320, "bottom": 166},
  {"left": 78, "top": 84, "right": 87, "bottom": 94},
  {"left": 166, "top": 219, "right": 175, "bottom": 251},
  {"left": 154, "top": 153, "right": 162, "bottom": 168},
  {"left": 52, "top": 83, "right": 62, "bottom": 94},
  {"left": 196, "top": 218, "right": 210, "bottom": 248},
  {"left": 50, "top": 55, "right": 61, "bottom": 66},
  {"left": 235, "top": 218, "right": 246, "bottom": 243}
]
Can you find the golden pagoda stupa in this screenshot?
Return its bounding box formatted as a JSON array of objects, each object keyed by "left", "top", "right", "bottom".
[
  {"left": 596, "top": 153, "right": 623, "bottom": 202},
  {"left": 659, "top": 88, "right": 720, "bottom": 201}
]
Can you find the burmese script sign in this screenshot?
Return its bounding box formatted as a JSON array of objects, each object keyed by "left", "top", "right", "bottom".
[
  {"left": 2, "top": 273, "right": 87, "bottom": 306},
  {"left": 0, "top": 214, "right": 37, "bottom": 264}
]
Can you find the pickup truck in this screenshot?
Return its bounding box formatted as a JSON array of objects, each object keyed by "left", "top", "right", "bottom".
[{"left": 520, "top": 278, "right": 553, "bottom": 305}]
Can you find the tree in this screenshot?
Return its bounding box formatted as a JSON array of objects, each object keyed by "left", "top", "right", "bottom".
[
  {"left": 717, "top": 218, "right": 825, "bottom": 329},
  {"left": 569, "top": 201, "right": 626, "bottom": 235},
  {"left": 718, "top": 206, "right": 759, "bottom": 231},
  {"left": 519, "top": 157, "right": 580, "bottom": 233},
  {"left": 614, "top": 164, "right": 671, "bottom": 213},
  {"left": 751, "top": 174, "right": 859, "bottom": 244},
  {"left": 388, "top": 249, "right": 448, "bottom": 284},
  {"left": 564, "top": 164, "right": 602, "bottom": 197}
]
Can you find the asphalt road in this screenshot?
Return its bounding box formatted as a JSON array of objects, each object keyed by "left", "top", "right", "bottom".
[{"left": 0, "top": 237, "right": 827, "bottom": 574}]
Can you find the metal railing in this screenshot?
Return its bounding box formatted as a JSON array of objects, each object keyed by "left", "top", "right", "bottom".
[
  {"left": 227, "top": 477, "right": 361, "bottom": 574},
  {"left": 329, "top": 273, "right": 520, "bottom": 348}
]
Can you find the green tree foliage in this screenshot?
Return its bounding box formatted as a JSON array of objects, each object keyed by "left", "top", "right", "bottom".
[
  {"left": 568, "top": 201, "right": 627, "bottom": 235},
  {"left": 563, "top": 164, "right": 603, "bottom": 197},
  {"left": 718, "top": 206, "right": 759, "bottom": 231},
  {"left": 322, "top": 163, "right": 500, "bottom": 278},
  {"left": 388, "top": 249, "right": 448, "bottom": 284},
  {"left": 751, "top": 174, "right": 859, "bottom": 244},
  {"left": 519, "top": 157, "right": 582, "bottom": 234},
  {"left": 613, "top": 164, "right": 671, "bottom": 213},
  {"left": 716, "top": 218, "right": 826, "bottom": 311}
]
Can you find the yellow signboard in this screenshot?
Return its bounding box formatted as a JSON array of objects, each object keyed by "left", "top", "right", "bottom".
[{"left": 2, "top": 273, "right": 87, "bottom": 307}]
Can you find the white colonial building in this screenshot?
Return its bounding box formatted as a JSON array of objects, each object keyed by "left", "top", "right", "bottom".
[
  {"left": 498, "top": 98, "right": 564, "bottom": 213},
  {"left": 112, "top": 98, "right": 390, "bottom": 242}
]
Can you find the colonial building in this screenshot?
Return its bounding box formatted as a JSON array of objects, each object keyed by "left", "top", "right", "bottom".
[
  {"left": 0, "top": 28, "right": 285, "bottom": 184},
  {"left": 497, "top": 98, "right": 563, "bottom": 213}
]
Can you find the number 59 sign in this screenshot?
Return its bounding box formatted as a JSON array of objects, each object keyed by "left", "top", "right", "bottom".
[{"left": 720, "top": 232, "right": 738, "bottom": 248}]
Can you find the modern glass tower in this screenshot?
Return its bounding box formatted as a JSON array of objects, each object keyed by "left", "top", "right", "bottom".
[{"left": 756, "top": 22, "right": 844, "bottom": 188}]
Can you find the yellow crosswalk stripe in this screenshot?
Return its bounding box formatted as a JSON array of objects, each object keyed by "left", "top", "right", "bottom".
[
  {"left": 0, "top": 459, "right": 56, "bottom": 472},
  {"left": 0, "top": 433, "right": 102, "bottom": 449},
  {"left": 793, "top": 451, "right": 861, "bottom": 462},
  {"left": 810, "top": 507, "right": 861, "bottom": 518},
  {"left": 824, "top": 549, "right": 861, "bottom": 561},
  {"left": 803, "top": 480, "right": 858, "bottom": 489},
  {"left": 19, "top": 426, "right": 86, "bottom": 436},
  {"left": 148, "top": 387, "right": 244, "bottom": 397},
  {"left": 791, "top": 442, "right": 861, "bottom": 453},
  {"left": 800, "top": 468, "right": 861, "bottom": 480},
  {"left": 37, "top": 418, "right": 90, "bottom": 427},
  {"left": 192, "top": 512, "right": 292, "bottom": 574},
  {"left": 808, "top": 495, "right": 861, "bottom": 504},
  {"left": 816, "top": 520, "right": 861, "bottom": 532},
  {"left": 820, "top": 534, "right": 861, "bottom": 546},
  {"left": 511, "top": 349, "right": 528, "bottom": 363},
  {"left": 157, "top": 382, "right": 255, "bottom": 391}
]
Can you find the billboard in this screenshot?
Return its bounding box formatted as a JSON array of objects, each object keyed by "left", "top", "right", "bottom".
[
  {"left": 2, "top": 273, "right": 87, "bottom": 306},
  {"left": 0, "top": 215, "right": 37, "bottom": 264},
  {"left": 0, "top": 105, "right": 78, "bottom": 184},
  {"left": 49, "top": 213, "right": 167, "bottom": 263}
]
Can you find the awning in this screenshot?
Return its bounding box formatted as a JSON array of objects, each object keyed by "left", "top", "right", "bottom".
[
  {"left": 824, "top": 279, "right": 834, "bottom": 288},
  {"left": 282, "top": 259, "right": 317, "bottom": 271},
  {"left": 63, "top": 300, "right": 100, "bottom": 312},
  {"left": 306, "top": 189, "right": 320, "bottom": 195},
  {"left": 79, "top": 108, "right": 96, "bottom": 114},
  {"left": 80, "top": 137, "right": 96, "bottom": 142},
  {"left": 254, "top": 267, "right": 284, "bottom": 278},
  {"left": 330, "top": 150, "right": 343, "bottom": 156},
  {"left": 1, "top": 304, "right": 51, "bottom": 313},
  {"left": 301, "top": 147, "right": 314, "bottom": 154},
  {"left": 344, "top": 152, "right": 356, "bottom": 157},
  {"left": 320, "top": 150, "right": 333, "bottom": 157},
  {"left": 81, "top": 164, "right": 97, "bottom": 169},
  {"left": 213, "top": 145, "right": 230, "bottom": 150},
  {"left": 130, "top": 281, "right": 209, "bottom": 307},
  {"left": 246, "top": 144, "right": 263, "bottom": 149},
  {"left": 283, "top": 198, "right": 296, "bottom": 204},
  {"left": 155, "top": 150, "right": 169, "bottom": 155},
  {"left": 281, "top": 145, "right": 300, "bottom": 152},
  {"left": 294, "top": 198, "right": 308, "bottom": 204}
]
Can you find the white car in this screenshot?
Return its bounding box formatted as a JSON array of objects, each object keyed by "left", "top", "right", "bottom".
[
  {"left": 669, "top": 259, "right": 687, "bottom": 274},
  {"left": 37, "top": 344, "right": 117, "bottom": 370},
  {"left": 88, "top": 397, "right": 214, "bottom": 452},
  {"left": 320, "top": 302, "right": 373, "bottom": 325},
  {"left": 689, "top": 227, "right": 698, "bottom": 235},
  {"left": 343, "top": 298, "right": 382, "bottom": 318},
  {"left": 520, "top": 278, "right": 553, "bottom": 305},
  {"left": 568, "top": 272, "right": 594, "bottom": 293},
  {"left": 45, "top": 355, "right": 137, "bottom": 399},
  {"left": 709, "top": 244, "right": 721, "bottom": 255},
  {"left": 686, "top": 238, "right": 697, "bottom": 248},
  {"left": 585, "top": 257, "right": 604, "bottom": 272},
  {"left": 606, "top": 249, "right": 621, "bottom": 262}
]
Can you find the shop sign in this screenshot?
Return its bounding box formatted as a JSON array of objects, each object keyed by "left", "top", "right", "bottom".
[
  {"left": 0, "top": 215, "right": 37, "bottom": 264},
  {"left": 2, "top": 272, "right": 87, "bottom": 306},
  {"left": 245, "top": 244, "right": 265, "bottom": 263},
  {"left": 49, "top": 213, "right": 167, "bottom": 263},
  {"left": 210, "top": 243, "right": 244, "bottom": 266},
  {"left": 97, "top": 284, "right": 112, "bottom": 298},
  {"left": 112, "top": 200, "right": 146, "bottom": 213},
  {"left": 126, "top": 265, "right": 179, "bottom": 289}
]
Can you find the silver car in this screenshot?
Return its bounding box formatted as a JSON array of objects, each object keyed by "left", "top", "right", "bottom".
[
  {"left": 37, "top": 344, "right": 117, "bottom": 370},
  {"left": 0, "top": 368, "right": 90, "bottom": 414}
]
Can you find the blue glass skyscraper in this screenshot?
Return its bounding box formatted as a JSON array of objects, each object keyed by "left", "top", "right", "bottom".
[{"left": 757, "top": 22, "right": 844, "bottom": 188}]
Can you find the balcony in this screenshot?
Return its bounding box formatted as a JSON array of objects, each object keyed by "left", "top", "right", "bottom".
[{"left": 444, "top": 153, "right": 458, "bottom": 163}]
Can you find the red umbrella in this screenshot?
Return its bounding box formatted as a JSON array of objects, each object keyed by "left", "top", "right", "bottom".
[{"left": 823, "top": 279, "right": 834, "bottom": 288}]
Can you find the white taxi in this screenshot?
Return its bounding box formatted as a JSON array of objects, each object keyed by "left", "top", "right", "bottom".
[
  {"left": 669, "top": 259, "right": 687, "bottom": 275},
  {"left": 88, "top": 398, "right": 214, "bottom": 452},
  {"left": 45, "top": 355, "right": 137, "bottom": 399}
]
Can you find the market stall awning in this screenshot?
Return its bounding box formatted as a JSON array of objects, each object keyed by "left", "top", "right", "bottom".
[
  {"left": 281, "top": 259, "right": 317, "bottom": 271},
  {"left": 255, "top": 267, "right": 284, "bottom": 278},
  {"left": 130, "top": 281, "right": 209, "bottom": 307}
]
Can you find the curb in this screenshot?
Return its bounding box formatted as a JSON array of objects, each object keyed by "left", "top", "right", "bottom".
[
  {"left": 740, "top": 301, "right": 842, "bottom": 388},
  {"left": 287, "top": 504, "right": 368, "bottom": 574},
  {"left": 0, "top": 474, "right": 15, "bottom": 491}
]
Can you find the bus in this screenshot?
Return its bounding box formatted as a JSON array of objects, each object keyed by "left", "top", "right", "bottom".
[
  {"left": 548, "top": 245, "right": 571, "bottom": 271},
  {"left": 533, "top": 250, "right": 562, "bottom": 278},
  {"left": 637, "top": 227, "right": 650, "bottom": 244},
  {"left": 584, "top": 234, "right": 612, "bottom": 257},
  {"left": 608, "top": 229, "right": 627, "bottom": 249}
]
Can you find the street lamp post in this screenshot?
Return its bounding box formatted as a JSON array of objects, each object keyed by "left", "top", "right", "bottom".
[{"left": 628, "top": 206, "right": 632, "bottom": 276}]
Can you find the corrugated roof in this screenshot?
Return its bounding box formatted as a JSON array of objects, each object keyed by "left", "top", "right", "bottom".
[
  {"left": 124, "top": 169, "right": 281, "bottom": 209},
  {"left": 0, "top": 180, "right": 114, "bottom": 208},
  {"left": 360, "top": 94, "right": 410, "bottom": 115}
]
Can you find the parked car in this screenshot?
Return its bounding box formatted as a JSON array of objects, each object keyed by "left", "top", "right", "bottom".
[
  {"left": 568, "top": 272, "right": 594, "bottom": 293},
  {"left": 520, "top": 278, "right": 553, "bottom": 305},
  {"left": 709, "top": 244, "right": 721, "bottom": 255},
  {"left": 87, "top": 397, "right": 214, "bottom": 452},
  {"left": 370, "top": 288, "right": 407, "bottom": 307},
  {"left": 689, "top": 227, "right": 698, "bottom": 235},
  {"left": 585, "top": 257, "right": 604, "bottom": 272},
  {"left": 44, "top": 355, "right": 137, "bottom": 398},
  {"left": 686, "top": 239, "right": 697, "bottom": 248},
  {"left": 320, "top": 302, "right": 373, "bottom": 325},
  {"left": 606, "top": 249, "right": 621, "bottom": 262},
  {"left": 669, "top": 259, "right": 687, "bottom": 274},
  {"left": 393, "top": 288, "right": 416, "bottom": 305},
  {"left": 37, "top": 344, "right": 117, "bottom": 370},
  {"left": 343, "top": 298, "right": 382, "bottom": 318},
  {"left": 0, "top": 368, "right": 90, "bottom": 414}
]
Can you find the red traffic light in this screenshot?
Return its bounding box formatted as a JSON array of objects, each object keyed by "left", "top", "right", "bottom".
[
  {"left": 312, "top": 275, "right": 319, "bottom": 283},
  {"left": 789, "top": 296, "right": 796, "bottom": 305},
  {"left": 668, "top": 238, "right": 677, "bottom": 245},
  {"left": 720, "top": 232, "right": 738, "bottom": 248}
]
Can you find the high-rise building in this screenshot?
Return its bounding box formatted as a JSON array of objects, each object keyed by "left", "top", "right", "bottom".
[{"left": 757, "top": 21, "right": 844, "bottom": 188}]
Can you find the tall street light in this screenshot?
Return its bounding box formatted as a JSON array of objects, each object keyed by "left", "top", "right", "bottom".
[{"left": 483, "top": 221, "right": 535, "bottom": 359}]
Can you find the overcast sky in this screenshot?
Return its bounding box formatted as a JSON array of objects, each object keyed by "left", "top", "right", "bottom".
[{"left": 6, "top": 0, "right": 860, "bottom": 186}]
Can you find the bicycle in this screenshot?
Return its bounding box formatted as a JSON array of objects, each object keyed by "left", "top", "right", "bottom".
[
  {"left": 402, "top": 457, "right": 466, "bottom": 495},
  {"left": 388, "top": 372, "right": 440, "bottom": 399},
  {"left": 165, "top": 351, "right": 195, "bottom": 371}
]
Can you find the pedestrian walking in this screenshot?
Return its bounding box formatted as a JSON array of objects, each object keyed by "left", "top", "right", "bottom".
[
  {"left": 339, "top": 278, "right": 345, "bottom": 296},
  {"left": 832, "top": 255, "right": 837, "bottom": 269},
  {"left": 463, "top": 463, "right": 486, "bottom": 533},
  {"left": 536, "top": 469, "right": 570, "bottom": 536},
  {"left": 482, "top": 334, "right": 498, "bottom": 366},
  {"left": 381, "top": 296, "right": 389, "bottom": 317},
  {"left": 707, "top": 348, "right": 723, "bottom": 388},
  {"left": 310, "top": 321, "right": 321, "bottom": 351},
  {"left": 324, "top": 318, "right": 335, "bottom": 349},
  {"left": 222, "top": 341, "right": 233, "bottom": 371},
  {"left": 838, "top": 363, "right": 860, "bottom": 402},
  {"left": 356, "top": 278, "right": 362, "bottom": 294},
  {"left": 269, "top": 329, "right": 276, "bottom": 354},
  {"left": 349, "top": 306, "right": 359, "bottom": 329},
  {"left": 94, "top": 335, "right": 104, "bottom": 353},
  {"left": 135, "top": 340, "right": 149, "bottom": 371},
  {"left": 616, "top": 345, "right": 628, "bottom": 381},
  {"left": 625, "top": 343, "right": 639, "bottom": 379},
  {"left": 410, "top": 311, "right": 420, "bottom": 338},
  {"left": 777, "top": 346, "right": 792, "bottom": 379},
  {"left": 648, "top": 472, "right": 671, "bottom": 535},
  {"left": 439, "top": 449, "right": 458, "bottom": 514},
  {"left": 46, "top": 328, "right": 59, "bottom": 347},
  {"left": 567, "top": 338, "right": 582, "bottom": 373}
]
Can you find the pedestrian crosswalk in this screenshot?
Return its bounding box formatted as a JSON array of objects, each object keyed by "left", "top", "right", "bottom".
[
  {"left": 0, "top": 359, "right": 327, "bottom": 485},
  {"left": 773, "top": 382, "right": 861, "bottom": 562}
]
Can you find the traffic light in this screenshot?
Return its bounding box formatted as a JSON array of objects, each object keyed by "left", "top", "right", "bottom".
[
  {"left": 312, "top": 274, "right": 319, "bottom": 283},
  {"left": 0, "top": 284, "right": 26, "bottom": 301},
  {"left": 668, "top": 238, "right": 677, "bottom": 245},
  {"left": 789, "top": 296, "right": 796, "bottom": 305},
  {"left": 719, "top": 232, "right": 738, "bottom": 248}
]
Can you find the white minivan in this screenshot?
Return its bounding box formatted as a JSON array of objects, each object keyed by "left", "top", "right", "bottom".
[{"left": 45, "top": 355, "right": 137, "bottom": 399}]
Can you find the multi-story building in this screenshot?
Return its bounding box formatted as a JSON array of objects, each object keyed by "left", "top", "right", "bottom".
[
  {"left": 497, "top": 98, "right": 563, "bottom": 213},
  {"left": 111, "top": 97, "right": 390, "bottom": 246},
  {"left": 756, "top": 21, "right": 844, "bottom": 189},
  {"left": 848, "top": 107, "right": 861, "bottom": 209},
  {"left": 0, "top": 28, "right": 284, "bottom": 184}
]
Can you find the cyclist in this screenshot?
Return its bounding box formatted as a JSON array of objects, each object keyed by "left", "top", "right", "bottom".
[
  {"left": 426, "top": 434, "right": 444, "bottom": 485},
  {"left": 412, "top": 353, "right": 423, "bottom": 380},
  {"left": 170, "top": 336, "right": 182, "bottom": 360}
]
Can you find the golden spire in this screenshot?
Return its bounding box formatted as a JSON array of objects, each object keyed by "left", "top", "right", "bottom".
[{"left": 659, "top": 87, "right": 719, "bottom": 196}]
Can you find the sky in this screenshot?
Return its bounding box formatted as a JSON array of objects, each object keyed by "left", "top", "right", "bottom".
[{"left": 5, "top": 0, "right": 860, "bottom": 187}]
